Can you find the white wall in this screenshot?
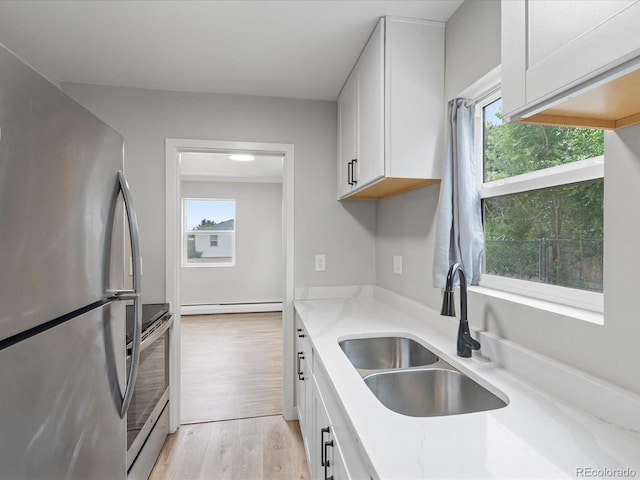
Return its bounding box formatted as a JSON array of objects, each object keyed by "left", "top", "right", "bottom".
[
  {"left": 443, "top": 0, "right": 501, "bottom": 101},
  {"left": 375, "top": 184, "right": 442, "bottom": 308},
  {"left": 62, "top": 84, "right": 377, "bottom": 304},
  {"left": 180, "top": 180, "right": 283, "bottom": 305},
  {"left": 374, "top": 0, "right": 640, "bottom": 396}
]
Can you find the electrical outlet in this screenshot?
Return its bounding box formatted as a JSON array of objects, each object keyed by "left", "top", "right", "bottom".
[
  {"left": 393, "top": 255, "right": 403, "bottom": 275},
  {"left": 315, "top": 254, "right": 326, "bottom": 272}
]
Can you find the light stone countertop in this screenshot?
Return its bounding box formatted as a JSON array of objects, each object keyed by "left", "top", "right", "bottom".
[{"left": 294, "top": 288, "right": 640, "bottom": 480}]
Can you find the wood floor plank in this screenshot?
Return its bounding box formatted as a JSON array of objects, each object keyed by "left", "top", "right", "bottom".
[
  {"left": 230, "top": 425, "right": 262, "bottom": 480},
  {"left": 149, "top": 423, "right": 211, "bottom": 480},
  {"left": 263, "top": 416, "right": 302, "bottom": 480},
  {"left": 199, "top": 420, "right": 239, "bottom": 480}
]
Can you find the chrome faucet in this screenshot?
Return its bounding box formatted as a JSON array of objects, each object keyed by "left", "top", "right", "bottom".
[{"left": 440, "top": 263, "right": 481, "bottom": 358}]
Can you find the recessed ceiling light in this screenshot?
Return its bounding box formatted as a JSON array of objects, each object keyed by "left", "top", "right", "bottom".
[{"left": 229, "top": 154, "right": 255, "bottom": 162}]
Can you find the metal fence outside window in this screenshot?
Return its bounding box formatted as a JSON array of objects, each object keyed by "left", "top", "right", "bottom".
[{"left": 484, "top": 239, "right": 603, "bottom": 292}]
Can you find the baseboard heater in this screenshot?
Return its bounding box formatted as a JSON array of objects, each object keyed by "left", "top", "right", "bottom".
[{"left": 180, "top": 302, "right": 283, "bottom": 315}]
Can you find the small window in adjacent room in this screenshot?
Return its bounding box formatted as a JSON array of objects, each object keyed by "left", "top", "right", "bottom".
[
  {"left": 183, "top": 199, "right": 236, "bottom": 267},
  {"left": 477, "top": 93, "right": 604, "bottom": 312}
]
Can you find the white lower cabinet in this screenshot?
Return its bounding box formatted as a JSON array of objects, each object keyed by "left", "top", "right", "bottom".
[
  {"left": 295, "top": 314, "right": 371, "bottom": 480},
  {"left": 295, "top": 321, "right": 313, "bottom": 461},
  {"left": 312, "top": 377, "right": 349, "bottom": 480}
]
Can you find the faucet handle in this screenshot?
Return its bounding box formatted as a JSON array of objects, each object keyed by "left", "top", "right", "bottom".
[
  {"left": 457, "top": 320, "right": 481, "bottom": 357},
  {"left": 462, "top": 331, "right": 480, "bottom": 350}
]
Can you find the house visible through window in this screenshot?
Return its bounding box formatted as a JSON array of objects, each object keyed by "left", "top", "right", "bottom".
[
  {"left": 477, "top": 93, "right": 604, "bottom": 311},
  {"left": 183, "top": 199, "right": 236, "bottom": 267}
]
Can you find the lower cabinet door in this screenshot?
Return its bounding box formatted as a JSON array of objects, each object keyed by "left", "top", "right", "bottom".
[
  {"left": 313, "top": 377, "right": 350, "bottom": 480},
  {"left": 331, "top": 437, "right": 350, "bottom": 480}
]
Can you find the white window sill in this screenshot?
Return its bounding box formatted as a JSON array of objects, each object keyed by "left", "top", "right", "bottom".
[
  {"left": 181, "top": 263, "right": 236, "bottom": 268},
  {"left": 468, "top": 285, "right": 604, "bottom": 325}
]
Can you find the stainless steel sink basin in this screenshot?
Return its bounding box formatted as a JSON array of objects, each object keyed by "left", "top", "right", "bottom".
[
  {"left": 364, "top": 368, "right": 507, "bottom": 417},
  {"left": 339, "top": 337, "right": 438, "bottom": 370}
]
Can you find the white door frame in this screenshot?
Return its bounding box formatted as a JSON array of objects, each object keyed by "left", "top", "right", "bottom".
[{"left": 165, "top": 138, "right": 295, "bottom": 432}]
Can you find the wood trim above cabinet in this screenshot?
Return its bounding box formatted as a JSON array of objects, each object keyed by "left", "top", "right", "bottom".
[
  {"left": 346, "top": 177, "right": 439, "bottom": 200},
  {"left": 502, "top": 0, "right": 640, "bottom": 130},
  {"left": 519, "top": 67, "right": 640, "bottom": 129}
]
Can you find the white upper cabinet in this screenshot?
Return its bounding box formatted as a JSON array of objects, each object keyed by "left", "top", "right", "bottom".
[
  {"left": 337, "top": 19, "right": 384, "bottom": 199},
  {"left": 337, "top": 16, "right": 444, "bottom": 200},
  {"left": 502, "top": 0, "right": 640, "bottom": 129}
]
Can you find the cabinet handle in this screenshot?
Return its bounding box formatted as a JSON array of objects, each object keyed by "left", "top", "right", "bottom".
[
  {"left": 297, "top": 328, "right": 305, "bottom": 338},
  {"left": 297, "top": 351, "right": 305, "bottom": 380},
  {"left": 347, "top": 160, "right": 353, "bottom": 186},
  {"left": 352, "top": 158, "right": 358, "bottom": 185},
  {"left": 324, "top": 436, "right": 334, "bottom": 480},
  {"left": 320, "top": 427, "right": 330, "bottom": 466}
]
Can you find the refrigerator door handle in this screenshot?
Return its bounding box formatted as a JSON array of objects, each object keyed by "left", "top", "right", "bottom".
[
  {"left": 112, "top": 171, "right": 143, "bottom": 418},
  {"left": 115, "top": 170, "right": 142, "bottom": 297}
]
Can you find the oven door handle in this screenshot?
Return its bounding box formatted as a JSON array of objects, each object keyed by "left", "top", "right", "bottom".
[
  {"left": 125, "top": 314, "right": 174, "bottom": 355},
  {"left": 140, "top": 315, "right": 173, "bottom": 352}
]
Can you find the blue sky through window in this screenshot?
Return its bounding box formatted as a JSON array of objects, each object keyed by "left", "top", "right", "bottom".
[
  {"left": 184, "top": 199, "right": 235, "bottom": 231},
  {"left": 484, "top": 97, "right": 503, "bottom": 126}
]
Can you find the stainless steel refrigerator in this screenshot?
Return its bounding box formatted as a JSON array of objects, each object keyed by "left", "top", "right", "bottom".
[{"left": 0, "top": 44, "right": 143, "bottom": 478}]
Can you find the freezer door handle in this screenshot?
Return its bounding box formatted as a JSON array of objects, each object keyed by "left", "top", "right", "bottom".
[
  {"left": 114, "top": 171, "right": 143, "bottom": 418},
  {"left": 117, "top": 171, "right": 142, "bottom": 297},
  {"left": 107, "top": 290, "right": 138, "bottom": 301}
]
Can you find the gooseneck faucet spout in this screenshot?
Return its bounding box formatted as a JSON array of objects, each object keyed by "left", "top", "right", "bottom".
[{"left": 440, "top": 263, "right": 481, "bottom": 357}]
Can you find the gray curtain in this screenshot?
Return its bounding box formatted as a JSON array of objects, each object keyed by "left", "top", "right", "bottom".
[{"left": 433, "top": 98, "right": 484, "bottom": 288}]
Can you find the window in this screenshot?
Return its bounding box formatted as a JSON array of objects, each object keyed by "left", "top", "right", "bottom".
[
  {"left": 183, "top": 199, "right": 236, "bottom": 267},
  {"left": 477, "top": 92, "right": 604, "bottom": 312}
]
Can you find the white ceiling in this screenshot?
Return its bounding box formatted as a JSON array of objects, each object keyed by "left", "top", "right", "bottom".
[
  {"left": 180, "top": 151, "right": 284, "bottom": 183},
  {"left": 0, "top": 0, "right": 462, "bottom": 101}
]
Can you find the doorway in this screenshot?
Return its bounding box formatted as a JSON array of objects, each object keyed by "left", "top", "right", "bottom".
[{"left": 165, "top": 139, "right": 295, "bottom": 432}]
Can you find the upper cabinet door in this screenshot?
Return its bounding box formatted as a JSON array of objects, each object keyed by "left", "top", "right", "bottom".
[
  {"left": 356, "top": 18, "right": 385, "bottom": 189},
  {"left": 385, "top": 17, "right": 444, "bottom": 180},
  {"left": 502, "top": 0, "right": 640, "bottom": 129},
  {"left": 337, "top": 74, "right": 358, "bottom": 198}
]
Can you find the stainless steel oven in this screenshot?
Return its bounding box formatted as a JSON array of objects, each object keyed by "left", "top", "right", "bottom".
[{"left": 126, "top": 304, "right": 172, "bottom": 480}]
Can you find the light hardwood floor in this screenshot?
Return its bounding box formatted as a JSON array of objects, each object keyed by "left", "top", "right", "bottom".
[
  {"left": 149, "top": 415, "right": 310, "bottom": 480},
  {"left": 149, "top": 312, "right": 309, "bottom": 479},
  {"left": 180, "top": 312, "right": 282, "bottom": 424}
]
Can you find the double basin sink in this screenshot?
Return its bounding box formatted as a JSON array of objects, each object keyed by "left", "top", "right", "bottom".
[{"left": 339, "top": 336, "right": 507, "bottom": 417}]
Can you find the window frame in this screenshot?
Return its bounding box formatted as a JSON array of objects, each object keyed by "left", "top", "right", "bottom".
[
  {"left": 475, "top": 89, "right": 604, "bottom": 313},
  {"left": 182, "top": 198, "right": 236, "bottom": 268}
]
